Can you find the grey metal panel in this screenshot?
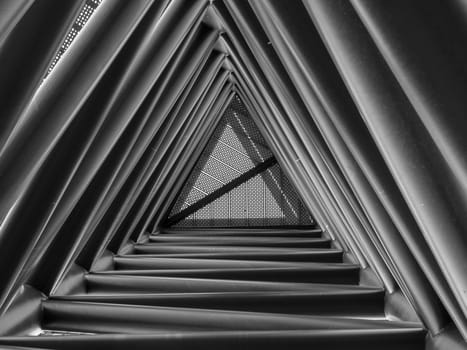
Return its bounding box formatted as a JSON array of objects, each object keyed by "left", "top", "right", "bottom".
[{"left": 0, "top": 0, "right": 466, "bottom": 347}]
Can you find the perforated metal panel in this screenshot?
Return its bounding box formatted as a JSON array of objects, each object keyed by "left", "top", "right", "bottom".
[
  {"left": 166, "top": 95, "right": 314, "bottom": 227},
  {"left": 45, "top": 0, "right": 102, "bottom": 78}
]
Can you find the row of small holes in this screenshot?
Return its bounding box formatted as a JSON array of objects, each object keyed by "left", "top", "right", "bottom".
[{"left": 45, "top": 0, "right": 102, "bottom": 78}]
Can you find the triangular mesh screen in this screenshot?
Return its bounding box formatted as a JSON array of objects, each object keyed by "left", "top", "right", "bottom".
[{"left": 165, "top": 95, "right": 314, "bottom": 227}]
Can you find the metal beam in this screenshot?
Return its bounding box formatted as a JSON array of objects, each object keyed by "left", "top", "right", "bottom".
[{"left": 166, "top": 156, "right": 277, "bottom": 226}]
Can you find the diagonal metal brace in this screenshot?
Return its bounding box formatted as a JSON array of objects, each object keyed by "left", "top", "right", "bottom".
[{"left": 166, "top": 157, "right": 277, "bottom": 226}]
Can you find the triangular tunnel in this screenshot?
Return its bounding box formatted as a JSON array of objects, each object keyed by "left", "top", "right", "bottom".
[
  {"left": 0, "top": 0, "right": 466, "bottom": 349},
  {"left": 164, "top": 94, "right": 314, "bottom": 228}
]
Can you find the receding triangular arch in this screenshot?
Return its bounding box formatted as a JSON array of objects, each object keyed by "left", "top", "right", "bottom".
[{"left": 163, "top": 94, "right": 314, "bottom": 228}]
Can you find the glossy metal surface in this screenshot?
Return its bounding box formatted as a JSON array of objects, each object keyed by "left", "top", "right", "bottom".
[{"left": 0, "top": 0, "right": 466, "bottom": 349}]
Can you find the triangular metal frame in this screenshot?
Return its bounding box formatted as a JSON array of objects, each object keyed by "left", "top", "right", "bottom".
[{"left": 161, "top": 94, "right": 315, "bottom": 228}]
